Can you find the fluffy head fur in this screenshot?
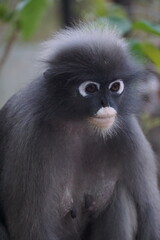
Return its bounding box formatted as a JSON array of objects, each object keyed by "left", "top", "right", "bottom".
[
  {"left": 41, "top": 23, "right": 127, "bottom": 62},
  {"left": 40, "top": 23, "right": 144, "bottom": 137}
]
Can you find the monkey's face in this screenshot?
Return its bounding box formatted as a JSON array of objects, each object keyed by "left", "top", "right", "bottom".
[
  {"left": 60, "top": 79, "right": 123, "bottom": 130},
  {"left": 45, "top": 44, "right": 142, "bottom": 133}
]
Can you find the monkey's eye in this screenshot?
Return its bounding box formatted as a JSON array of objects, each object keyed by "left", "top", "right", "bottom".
[
  {"left": 109, "top": 80, "right": 124, "bottom": 95},
  {"left": 79, "top": 81, "right": 100, "bottom": 97}
]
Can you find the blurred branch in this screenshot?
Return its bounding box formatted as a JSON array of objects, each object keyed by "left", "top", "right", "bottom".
[
  {"left": 0, "top": 0, "right": 51, "bottom": 72},
  {"left": 60, "top": 0, "right": 76, "bottom": 27},
  {"left": 0, "top": 29, "right": 18, "bottom": 71}
]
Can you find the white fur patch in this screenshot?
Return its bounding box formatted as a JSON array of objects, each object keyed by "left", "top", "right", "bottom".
[
  {"left": 88, "top": 107, "right": 119, "bottom": 139},
  {"left": 108, "top": 79, "right": 124, "bottom": 95},
  {"left": 78, "top": 81, "right": 100, "bottom": 97},
  {"left": 96, "top": 107, "right": 117, "bottom": 118}
]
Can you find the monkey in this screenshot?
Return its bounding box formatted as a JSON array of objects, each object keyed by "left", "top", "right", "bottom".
[{"left": 0, "top": 22, "right": 160, "bottom": 240}]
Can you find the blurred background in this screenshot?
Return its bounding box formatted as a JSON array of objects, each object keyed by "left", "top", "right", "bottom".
[{"left": 0, "top": 0, "right": 160, "bottom": 181}]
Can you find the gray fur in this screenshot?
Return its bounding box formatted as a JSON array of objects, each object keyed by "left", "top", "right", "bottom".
[{"left": 0, "top": 23, "right": 160, "bottom": 240}]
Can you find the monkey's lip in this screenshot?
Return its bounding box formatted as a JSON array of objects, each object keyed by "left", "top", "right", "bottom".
[
  {"left": 88, "top": 116, "right": 116, "bottom": 128},
  {"left": 88, "top": 107, "right": 117, "bottom": 128}
]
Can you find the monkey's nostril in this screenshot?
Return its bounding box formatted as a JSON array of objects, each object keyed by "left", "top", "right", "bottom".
[
  {"left": 70, "top": 207, "right": 77, "bottom": 219},
  {"left": 101, "top": 100, "right": 105, "bottom": 108}
]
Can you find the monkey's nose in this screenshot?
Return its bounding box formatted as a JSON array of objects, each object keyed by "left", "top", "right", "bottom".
[{"left": 101, "top": 99, "right": 109, "bottom": 108}]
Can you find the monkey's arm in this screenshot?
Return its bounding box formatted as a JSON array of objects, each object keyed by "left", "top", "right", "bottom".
[
  {"left": 0, "top": 102, "right": 58, "bottom": 240},
  {"left": 0, "top": 113, "right": 9, "bottom": 240},
  {"left": 0, "top": 104, "right": 82, "bottom": 240},
  {"left": 125, "top": 117, "right": 160, "bottom": 240}
]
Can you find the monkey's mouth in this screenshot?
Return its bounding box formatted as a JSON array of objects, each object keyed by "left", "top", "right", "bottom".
[
  {"left": 89, "top": 116, "right": 116, "bottom": 128},
  {"left": 88, "top": 107, "right": 117, "bottom": 129}
]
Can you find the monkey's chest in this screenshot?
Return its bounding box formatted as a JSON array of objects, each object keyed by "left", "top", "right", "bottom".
[
  {"left": 52, "top": 133, "right": 120, "bottom": 232},
  {"left": 59, "top": 167, "right": 118, "bottom": 224}
]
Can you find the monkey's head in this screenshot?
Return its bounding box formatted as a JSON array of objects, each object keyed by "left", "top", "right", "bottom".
[{"left": 42, "top": 23, "right": 144, "bottom": 135}]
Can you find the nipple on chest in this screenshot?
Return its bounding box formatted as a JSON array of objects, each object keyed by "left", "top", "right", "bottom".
[
  {"left": 67, "top": 195, "right": 96, "bottom": 220},
  {"left": 84, "top": 194, "right": 96, "bottom": 211},
  {"left": 62, "top": 194, "right": 97, "bottom": 220},
  {"left": 61, "top": 186, "right": 99, "bottom": 220},
  {"left": 70, "top": 207, "right": 77, "bottom": 219},
  {"left": 69, "top": 194, "right": 96, "bottom": 219}
]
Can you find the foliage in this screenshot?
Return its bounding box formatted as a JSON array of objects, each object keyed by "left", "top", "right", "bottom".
[
  {"left": 131, "top": 21, "right": 160, "bottom": 71},
  {"left": 0, "top": 0, "right": 52, "bottom": 39},
  {"left": 133, "top": 20, "right": 160, "bottom": 37},
  {"left": 0, "top": 0, "right": 160, "bottom": 72},
  {"left": 84, "top": 0, "right": 160, "bottom": 72}
]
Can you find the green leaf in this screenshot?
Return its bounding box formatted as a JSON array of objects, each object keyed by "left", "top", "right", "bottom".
[
  {"left": 130, "top": 41, "right": 160, "bottom": 70},
  {"left": 129, "top": 40, "right": 147, "bottom": 63},
  {"left": 0, "top": 4, "right": 12, "bottom": 22},
  {"left": 15, "top": 0, "right": 51, "bottom": 39},
  {"left": 129, "top": 41, "right": 160, "bottom": 71},
  {"left": 139, "top": 43, "right": 160, "bottom": 68},
  {"left": 94, "top": 0, "right": 107, "bottom": 17},
  {"left": 0, "top": 4, "right": 7, "bottom": 20},
  {"left": 133, "top": 20, "right": 160, "bottom": 37}
]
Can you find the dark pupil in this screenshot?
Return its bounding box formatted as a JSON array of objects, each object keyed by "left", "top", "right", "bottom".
[
  {"left": 111, "top": 82, "right": 120, "bottom": 92},
  {"left": 85, "top": 84, "right": 98, "bottom": 93}
]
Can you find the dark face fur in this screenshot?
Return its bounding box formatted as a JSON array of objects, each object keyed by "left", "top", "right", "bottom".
[{"left": 43, "top": 31, "right": 143, "bottom": 134}]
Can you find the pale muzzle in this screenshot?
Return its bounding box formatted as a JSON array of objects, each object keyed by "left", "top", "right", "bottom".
[{"left": 89, "top": 107, "right": 117, "bottom": 128}]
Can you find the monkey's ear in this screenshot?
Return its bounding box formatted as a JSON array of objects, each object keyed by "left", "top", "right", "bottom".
[{"left": 43, "top": 69, "right": 54, "bottom": 79}]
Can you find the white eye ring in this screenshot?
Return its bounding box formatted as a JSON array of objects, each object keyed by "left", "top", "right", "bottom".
[
  {"left": 78, "top": 81, "right": 100, "bottom": 97},
  {"left": 108, "top": 80, "right": 124, "bottom": 95}
]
